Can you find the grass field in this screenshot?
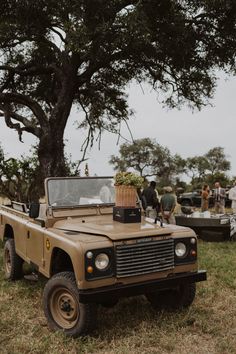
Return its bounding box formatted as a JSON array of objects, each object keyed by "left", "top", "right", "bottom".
[{"left": 0, "top": 240, "right": 236, "bottom": 354}]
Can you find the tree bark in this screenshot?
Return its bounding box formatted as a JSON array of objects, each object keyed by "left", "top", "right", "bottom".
[
  {"left": 38, "top": 131, "right": 67, "bottom": 177},
  {"left": 27, "top": 130, "right": 66, "bottom": 200},
  {"left": 34, "top": 67, "right": 78, "bottom": 197}
]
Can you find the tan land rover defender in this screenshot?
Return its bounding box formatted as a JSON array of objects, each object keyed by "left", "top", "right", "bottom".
[{"left": 0, "top": 177, "right": 206, "bottom": 337}]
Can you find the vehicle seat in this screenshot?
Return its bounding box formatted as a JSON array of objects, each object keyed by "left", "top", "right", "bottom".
[{"left": 38, "top": 203, "right": 47, "bottom": 220}]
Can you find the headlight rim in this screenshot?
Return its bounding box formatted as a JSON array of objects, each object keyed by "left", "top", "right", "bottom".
[
  {"left": 175, "top": 242, "right": 187, "bottom": 258},
  {"left": 94, "top": 252, "right": 110, "bottom": 271}
]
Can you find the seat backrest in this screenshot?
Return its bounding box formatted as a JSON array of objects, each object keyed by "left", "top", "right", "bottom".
[
  {"left": 12, "top": 201, "right": 28, "bottom": 213},
  {"left": 38, "top": 203, "right": 47, "bottom": 219}
]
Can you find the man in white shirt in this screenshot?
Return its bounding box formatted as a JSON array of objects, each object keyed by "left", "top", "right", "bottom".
[
  {"left": 213, "top": 182, "right": 226, "bottom": 214},
  {"left": 99, "top": 182, "right": 112, "bottom": 203},
  {"left": 228, "top": 181, "right": 236, "bottom": 214}
]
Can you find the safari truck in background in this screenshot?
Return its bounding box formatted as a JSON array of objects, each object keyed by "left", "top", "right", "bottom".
[{"left": 0, "top": 177, "right": 207, "bottom": 337}]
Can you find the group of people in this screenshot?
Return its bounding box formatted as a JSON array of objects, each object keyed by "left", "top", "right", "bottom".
[
  {"left": 201, "top": 181, "right": 236, "bottom": 214},
  {"left": 140, "top": 179, "right": 236, "bottom": 224},
  {"left": 141, "top": 181, "right": 176, "bottom": 224}
]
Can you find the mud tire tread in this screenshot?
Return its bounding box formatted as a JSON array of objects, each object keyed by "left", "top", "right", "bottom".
[
  {"left": 4, "top": 239, "right": 23, "bottom": 280},
  {"left": 43, "top": 271, "right": 97, "bottom": 337}
]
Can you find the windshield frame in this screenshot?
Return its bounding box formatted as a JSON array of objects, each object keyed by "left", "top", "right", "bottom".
[{"left": 45, "top": 176, "right": 115, "bottom": 209}]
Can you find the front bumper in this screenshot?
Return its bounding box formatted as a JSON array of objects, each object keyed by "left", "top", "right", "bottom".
[{"left": 79, "top": 270, "right": 207, "bottom": 303}]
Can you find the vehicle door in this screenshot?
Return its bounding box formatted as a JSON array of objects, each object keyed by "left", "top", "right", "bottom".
[
  {"left": 13, "top": 218, "right": 28, "bottom": 257},
  {"left": 26, "top": 221, "right": 44, "bottom": 267}
]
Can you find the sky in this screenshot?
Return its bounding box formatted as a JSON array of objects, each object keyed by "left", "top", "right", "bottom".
[{"left": 0, "top": 71, "right": 236, "bottom": 179}]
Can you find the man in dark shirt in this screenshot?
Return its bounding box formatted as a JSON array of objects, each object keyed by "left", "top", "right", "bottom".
[
  {"left": 142, "top": 181, "right": 159, "bottom": 218},
  {"left": 160, "top": 186, "right": 176, "bottom": 224}
]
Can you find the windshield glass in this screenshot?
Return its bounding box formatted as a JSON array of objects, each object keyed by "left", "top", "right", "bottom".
[{"left": 46, "top": 177, "right": 115, "bottom": 207}]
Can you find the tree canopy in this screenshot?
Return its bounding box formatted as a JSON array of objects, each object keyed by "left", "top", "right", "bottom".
[
  {"left": 185, "top": 146, "right": 231, "bottom": 187},
  {"left": 0, "top": 0, "right": 236, "bottom": 191},
  {"left": 110, "top": 140, "right": 232, "bottom": 189},
  {"left": 109, "top": 137, "right": 186, "bottom": 185},
  {"left": 205, "top": 147, "right": 231, "bottom": 176}
]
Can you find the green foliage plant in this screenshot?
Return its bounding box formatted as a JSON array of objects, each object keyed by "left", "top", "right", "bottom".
[{"left": 114, "top": 172, "right": 144, "bottom": 189}]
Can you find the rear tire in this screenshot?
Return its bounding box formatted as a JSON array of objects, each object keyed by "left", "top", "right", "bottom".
[
  {"left": 3, "top": 239, "right": 23, "bottom": 280},
  {"left": 43, "top": 271, "right": 97, "bottom": 337},
  {"left": 146, "top": 283, "right": 196, "bottom": 310}
]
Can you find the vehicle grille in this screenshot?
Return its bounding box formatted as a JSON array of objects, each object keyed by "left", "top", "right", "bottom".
[{"left": 115, "top": 239, "right": 174, "bottom": 278}]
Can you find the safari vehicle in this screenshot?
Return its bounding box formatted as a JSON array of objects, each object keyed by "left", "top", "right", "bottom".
[
  {"left": 176, "top": 212, "right": 236, "bottom": 242},
  {"left": 177, "top": 189, "right": 231, "bottom": 208},
  {"left": 0, "top": 177, "right": 206, "bottom": 337}
]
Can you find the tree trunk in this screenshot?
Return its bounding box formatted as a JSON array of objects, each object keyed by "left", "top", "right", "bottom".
[
  {"left": 27, "top": 131, "right": 67, "bottom": 200},
  {"left": 39, "top": 132, "right": 67, "bottom": 176},
  {"left": 30, "top": 66, "right": 77, "bottom": 199}
]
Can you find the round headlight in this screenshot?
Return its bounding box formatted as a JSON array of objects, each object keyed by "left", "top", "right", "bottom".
[
  {"left": 95, "top": 253, "right": 109, "bottom": 270},
  {"left": 175, "top": 242, "right": 187, "bottom": 257}
]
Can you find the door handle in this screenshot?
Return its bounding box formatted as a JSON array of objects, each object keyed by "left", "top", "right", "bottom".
[{"left": 27, "top": 231, "right": 30, "bottom": 239}]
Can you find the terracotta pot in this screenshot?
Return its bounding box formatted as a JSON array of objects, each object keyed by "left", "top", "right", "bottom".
[{"left": 115, "top": 185, "right": 137, "bottom": 207}]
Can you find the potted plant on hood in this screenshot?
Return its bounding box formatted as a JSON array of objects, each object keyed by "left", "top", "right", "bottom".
[{"left": 114, "top": 172, "right": 144, "bottom": 208}]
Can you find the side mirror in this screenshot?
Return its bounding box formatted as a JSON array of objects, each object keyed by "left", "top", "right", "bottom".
[{"left": 29, "top": 203, "right": 40, "bottom": 218}]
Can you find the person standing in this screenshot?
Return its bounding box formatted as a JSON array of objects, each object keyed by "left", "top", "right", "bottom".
[
  {"left": 228, "top": 181, "right": 236, "bottom": 214},
  {"left": 160, "top": 186, "right": 176, "bottom": 224},
  {"left": 99, "top": 181, "right": 112, "bottom": 203},
  {"left": 141, "top": 181, "right": 159, "bottom": 219},
  {"left": 201, "top": 184, "right": 210, "bottom": 212},
  {"left": 213, "top": 181, "right": 226, "bottom": 214}
]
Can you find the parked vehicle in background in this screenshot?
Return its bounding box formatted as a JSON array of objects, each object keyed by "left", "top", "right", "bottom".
[{"left": 177, "top": 189, "right": 231, "bottom": 208}]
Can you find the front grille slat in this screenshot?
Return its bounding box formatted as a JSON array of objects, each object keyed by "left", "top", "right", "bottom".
[
  {"left": 115, "top": 239, "right": 174, "bottom": 278},
  {"left": 116, "top": 260, "right": 174, "bottom": 272},
  {"left": 116, "top": 241, "right": 171, "bottom": 253},
  {"left": 116, "top": 265, "right": 174, "bottom": 277},
  {"left": 116, "top": 253, "right": 173, "bottom": 265},
  {"left": 116, "top": 248, "right": 172, "bottom": 261}
]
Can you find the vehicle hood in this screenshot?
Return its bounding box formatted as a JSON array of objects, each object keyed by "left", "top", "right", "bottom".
[
  {"left": 53, "top": 215, "right": 187, "bottom": 241},
  {"left": 180, "top": 192, "right": 194, "bottom": 197}
]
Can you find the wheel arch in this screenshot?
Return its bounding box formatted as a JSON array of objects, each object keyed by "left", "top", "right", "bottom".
[
  {"left": 3, "top": 224, "right": 14, "bottom": 241},
  {"left": 50, "top": 247, "right": 74, "bottom": 276}
]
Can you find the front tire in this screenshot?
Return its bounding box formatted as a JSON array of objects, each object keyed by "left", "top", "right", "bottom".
[
  {"left": 146, "top": 283, "right": 196, "bottom": 310},
  {"left": 43, "top": 271, "right": 97, "bottom": 337},
  {"left": 4, "top": 239, "right": 23, "bottom": 280}
]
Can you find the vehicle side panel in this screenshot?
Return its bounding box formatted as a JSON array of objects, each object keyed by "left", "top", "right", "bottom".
[{"left": 0, "top": 208, "right": 28, "bottom": 257}]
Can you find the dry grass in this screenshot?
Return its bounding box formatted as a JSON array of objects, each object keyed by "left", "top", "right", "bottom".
[{"left": 0, "top": 240, "right": 236, "bottom": 354}]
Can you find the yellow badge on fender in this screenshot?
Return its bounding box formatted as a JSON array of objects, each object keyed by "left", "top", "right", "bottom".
[{"left": 46, "top": 238, "right": 50, "bottom": 250}]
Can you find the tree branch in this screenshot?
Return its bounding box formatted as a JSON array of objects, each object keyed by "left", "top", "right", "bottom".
[
  {"left": 50, "top": 26, "right": 67, "bottom": 44},
  {"left": 0, "top": 108, "right": 40, "bottom": 137},
  {"left": 0, "top": 104, "right": 24, "bottom": 141},
  {"left": 0, "top": 92, "right": 48, "bottom": 129},
  {"left": 0, "top": 64, "right": 54, "bottom": 78}
]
